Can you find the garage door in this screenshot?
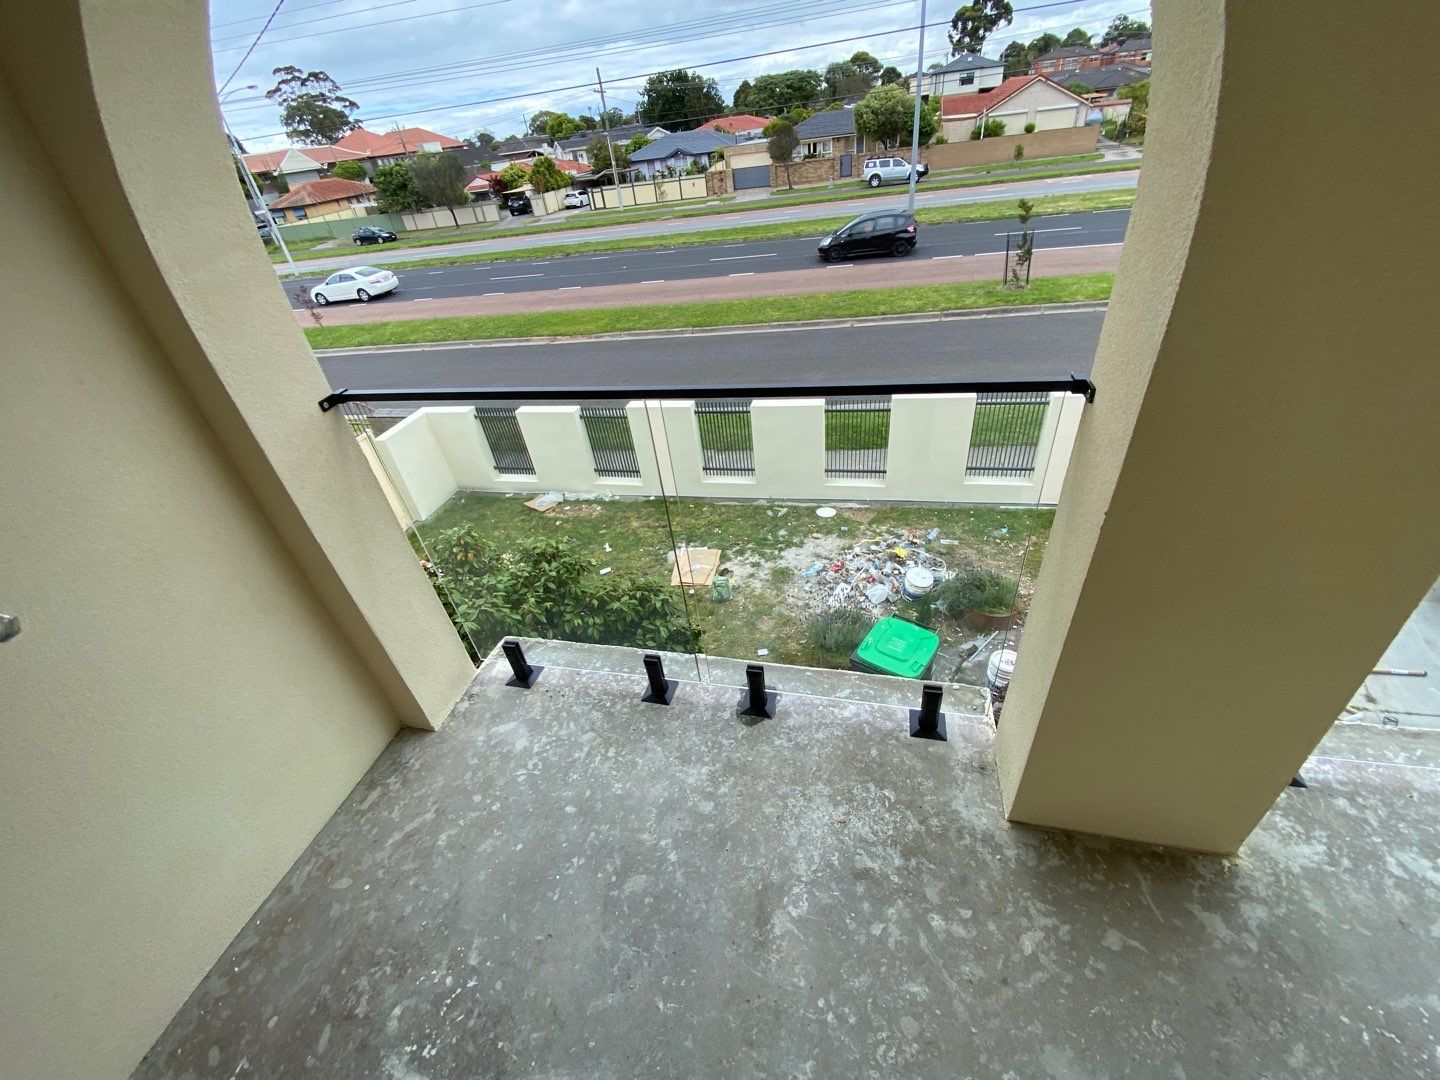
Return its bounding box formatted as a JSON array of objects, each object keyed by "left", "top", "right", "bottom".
[{"left": 732, "top": 164, "right": 771, "bottom": 190}]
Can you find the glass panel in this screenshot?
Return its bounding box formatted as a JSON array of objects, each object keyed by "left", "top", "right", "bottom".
[{"left": 340, "top": 396, "right": 702, "bottom": 680}]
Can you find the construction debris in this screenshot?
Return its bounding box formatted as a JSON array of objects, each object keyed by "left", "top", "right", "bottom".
[
  {"left": 781, "top": 528, "right": 951, "bottom": 617},
  {"left": 524, "top": 491, "right": 563, "bottom": 513},
  {"left": 670, "top": 545, "right": 722, "bottom": 587}
]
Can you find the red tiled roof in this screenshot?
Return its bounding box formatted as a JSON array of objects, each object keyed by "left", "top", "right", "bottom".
[
  {"left": 241, "top": 145, "right": 366, "bottom": 173},
  {"left": 697, "top": 114, "right": 771, "bottom": 133},
  {"left": 267, "top": 177, "right": 376, "bottom": 209},
  {"left": 465, "top": 172, "right": 501, "bottom": 192},
  {"left": 333, "top": 126, "right": 463, "bottom": 158},
  {"left": 551, "top": 158, "right": 591, "bottom": 174},
  {"left": 941, "top": 75, "right": 1041, "bottom": 117}
]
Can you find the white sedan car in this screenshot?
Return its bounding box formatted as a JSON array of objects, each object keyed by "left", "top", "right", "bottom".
[
  {"left": 562, "top": 190, "right": 589, "bottom": 209},
  {"left": 310, "top": 266, "right": 398, "bottom": 305}
]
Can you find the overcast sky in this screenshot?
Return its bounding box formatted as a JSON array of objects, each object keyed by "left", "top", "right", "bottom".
[{"left": 213, "top": 0, "right": 1147, "bottom": 151}]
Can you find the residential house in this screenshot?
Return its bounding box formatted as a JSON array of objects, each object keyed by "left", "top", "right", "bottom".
[
  {"left": 490, "top": 134, "right": 562, "bottom": 163},
  {"left": 940, "top": 75, "right": 1091, "bottom": 140},
  {"left": 240, "top": 144, "right": 368, "bottom": 191},
  {"left": 792, "top": 107, "right": 866, "bottom": 161},
  {"left": 1104, "top": 35, "right": 1152, "bottom": 64},
  {"left": 556, "top": 123, "right": 669, "bottom": 165},
  {"left": 471, "top": 155, "right": 591, "bottom": 198},
  {"left": 627, "top": 129, "right": 737, "bottom": 178},
  {"left": 1031, "top": 44, "right": 1102, "bottom": 76},
  {"left": 920, "top": 53, "right": 1005, "bottom": 98},
  {"left": 1071, "top": 62, "right": 1150, "bottom": 97},
  {"left": 695, "top": 114, "right": 771, "bottom": 141},
  {"left": 265, "top": 176, "right": 376, "bottom": 222},
  {"left": 332, "top": 125, "right": 464, "bottom": 170}
]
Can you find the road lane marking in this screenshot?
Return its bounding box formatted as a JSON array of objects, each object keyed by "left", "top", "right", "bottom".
[
  {"left": 560, "top": 286, "right": 582, "bottom": 291},
  {"left": 992, "top": 226, "right": 1083, "bottom": 236},
  {"left": 590, "top": 256, "right": 613, "bottom": 260},
  {"left": 489, "top": 273, "right": 544, "bottom": 280},
  {"left": 427, "top": 270, "right": 445, "bottom": 274},
  {"left": 641, "top": 279, "right": 665, "bottom": 284},
  {"left": 483, "top": 291, "right": 504, "bottom": 296},
  {"left": 722, "top": 243, "right": 745, "bottom": 248},
  {"left": 709, "top": 253, "right": 778, "bottom": 262},
  {"left": 729, "top": 272, "right": 754, "bottom": 277},
  {"left": 930, "top": 254, "right": 965, "bottom": 260}
]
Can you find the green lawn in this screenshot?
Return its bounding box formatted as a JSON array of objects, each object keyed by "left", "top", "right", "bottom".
[
  {"left": 826, "top": 407, "right": 891, "bottom": 450},
  {"left": 415, "top": 491, "right": 1052, "bottom": 668},
  {"left": 971, "top": 401, "right": 1046, "bottom": 446},
  {"left": 305, "top": 272, "right": 1114, "bottom": 350}
]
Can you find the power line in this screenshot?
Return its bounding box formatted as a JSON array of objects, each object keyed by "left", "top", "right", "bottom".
[
  {"left": 211, "top": 0, "right": 431, "bottom": 45},
  {"left": 213, "top": 0, "right": 520, "bottom": 54},
  {"left": 217, "top": 0, "right": 288, "bottom": 95},
  {"left": 211, "top": 0, "right": 356, "bottom": 32}
]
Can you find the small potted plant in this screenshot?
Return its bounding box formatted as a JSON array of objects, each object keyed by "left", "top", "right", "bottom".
[{"left": 934, "top": 569, "right": 1019, "bottom": 630}]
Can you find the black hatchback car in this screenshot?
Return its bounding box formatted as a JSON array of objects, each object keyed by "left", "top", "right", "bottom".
[
  {"left": 352, "top": 226, "right": 397, "bottom": 245},
  {"left": 817, "top": 210, "right": 918, "bottom": 261}
]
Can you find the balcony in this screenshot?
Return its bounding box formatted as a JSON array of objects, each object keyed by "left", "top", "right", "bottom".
[{"left": 132, "top": 640, "right": 1440, "bottom": 1077}]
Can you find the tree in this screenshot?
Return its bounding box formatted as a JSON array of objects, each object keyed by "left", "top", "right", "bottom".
[
  {"left": 948, "top": 1, "right": 1014, "bottom": 56},
  {"left": 879, "top": 65, "right": 906, "bottom": 86},
  {"left": 464, "top": 130, "right": 498, "bottom": 152},
  {"left": 573, "top": 114, "right": 598, "bottom": 131},
  {"left": 406, "top": 151, "right": 468, "bottom": 226},
  {"left": 823, "top": 60, "right": 872, "bottom": 103},
  {"left": 527, "top": 110, "right": 564, "bottom": 136},
  {"left": 371, "top": 163, "right": 424, "bottom": 212},
  {"left": 1062, "top": 27, "right": 1092, "bottom": 46},
  {"left": 544, "top": 113, "right": 581, "bottom": 140},
  {"left": 1101, "top": 14, "right": 1151, "bottom": 46},
  {"left": 849, "top": 51, "right": 883, "bottom": 84},
  {"left": 637, "top": 69, "right": 724, "bottom": 130},
  {"left": 1067, "top": 81, "right": 1094, "bottom": 96},
  {"left": 732, "top": 69, "right": 824, "bottom": 117},
  {"left": 331, "top": 159, "right": 367, "bottom": 181},
  {"left": 528, "top": 155, "right": 569, "bottom": 193},
  {"left": 623, "top": 133, "right": 653, "bottom": 156},
  {"left": 1117, "top": 79, "right": 1149, "bottom": 139},
  {"left": 597, "top": 106, "right": 627, "bottom": 129},
  {"left": 265, "top": 66, "right": 359, "bottom": 146},
  {"left": 496, "top": 162, "right": 531, "bottom": 192},
  {"left": 1029, "top": 31, "right": 1062, "bottom": 58},
  {"left": 1008, "top": 197, "right": 1035, "bottom": 288},
  {"left": 999, "top": 40, "right": 1031, "bottom": 75},
  {"left": 766, "top": 119, "right": 797, "bottom": 189},
  {"left": 853, "top": 84, "right": 917, "bottom": 149},
  {"left": 586, "top": 137, "right": 630, "bottom": 184},
  {"left": 732, "top": 79, "right": 754, "bottom": 110}
]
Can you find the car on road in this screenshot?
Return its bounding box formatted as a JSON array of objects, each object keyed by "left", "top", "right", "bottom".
[
  {"left": 352, "top": 225, "right": 398, "bottom": 245},
  {"left": 862, "top": 156, "right": 929, "bottom": 188},
  {"left": 817, "top": 210, "right": 918, "bottom": 261},
  {"left": 309, "top": 266, "right": 399, "bottom": 305},
  {"left": 562, "top": 190, "right": 589, "bottom": 209},
  {"left": 505, "top": 192, "right": 533, "bottom": 216}
]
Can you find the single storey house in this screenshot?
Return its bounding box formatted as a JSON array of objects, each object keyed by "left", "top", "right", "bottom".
[
  {"left": 265, "top": 177, "right": 376, "bottom": 223},
  {"left": 792, "top": 107, "right": 868, "bottom": 162},
  {"left": 627, "top": 130, "right": 737, "bottom": 178},
  {"left": 940, "top": 75, "right": 1091, "bottom": 140},
  {"left": 556, "top": 123, "right": 669, "bottom": 166},
  {"left": 695, "top": 114, "right": 771, "bottom": 141}
]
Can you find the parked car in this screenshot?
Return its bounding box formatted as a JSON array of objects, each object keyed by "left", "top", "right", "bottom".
[
  {"left": 352, "top": 225, "right": 398, "bottom": 245},
  {"left": 562, "top": 190, "right": 590, "bottom": 209},
  {"left": 862, "top": 156, "right": 929, "bottom": 188},
  {"left": 504, "top": 193, "right": 533, "bottom": 216},
  {"left": 256, "top": 220, "right": 273, "bottom": 243},
  {"left": 309, "top": 266, "right": 399, "bottom": 305},
  {"left": 817, "top": 210, "right": 918, "bottom": 261}
]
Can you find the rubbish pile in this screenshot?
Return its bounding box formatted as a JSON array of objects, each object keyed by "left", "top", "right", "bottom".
[{"left": 796, "top": 528, "right": 950, "bottom": 615}]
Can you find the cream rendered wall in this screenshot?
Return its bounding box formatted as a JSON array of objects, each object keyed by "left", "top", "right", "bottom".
[{"left": 0, "top": 81, "right": 399, "bottom": 1080}]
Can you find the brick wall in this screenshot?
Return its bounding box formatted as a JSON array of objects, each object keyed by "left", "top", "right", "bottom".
[
  {"left": 921, "top": 125, "right": 1098, "bottom": 170},
  {"left": 706, "top": 168, "right": 728, "bottom": 197},
  {"left": 770, "top": 156, "right": 839, "bottom": 188}
]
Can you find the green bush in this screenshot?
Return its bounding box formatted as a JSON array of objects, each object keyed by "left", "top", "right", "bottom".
[
  {"left": 1100, "top": 118, "right": 1120, "bottom": 140},
  {"left": 933, "top": 570, "right": 1017, "bottom": 617},
  {"left": 1023, "top": 122, "right": 1037, "bottom": 134},
  {"left": 425, "top": 528, "right": 701, "bottom": 655},
  {"left": 969, "top": 119, "right": 1006, "bottom": 140},
  {"left": 331, "top": 159, "right": 367, "bottom": 181},
  {"left": 806, "top": 608, "right": 874, "bottom": 661}
]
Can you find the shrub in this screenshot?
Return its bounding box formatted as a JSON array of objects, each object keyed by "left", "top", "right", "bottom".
[
  {"left": 1100, "top": 118, "right": 1120, "bottom": 140},
  {"left": 933, "top": 570, "right": 1017, "bottom": 617},
  {"left": 1013, "top": 144, "right": 1024, "bottom": 161},
  {"left": 969, "top": 118, "right": 1006, "bottom": 140},
  {"left": 331, "top": 159, "right": 367, "bottom": 181},
  {"left": 806, "top": 608, "right": 874, "bottom": 661},
  {"left": 933, "top": 134, "right": 948, "bottom": 145},
  {"left": 1023, "top": 122, "right": 1036, "bottom": 134},
  {"left": 425, "top": 528, "right": 701, "bottom": 655}
]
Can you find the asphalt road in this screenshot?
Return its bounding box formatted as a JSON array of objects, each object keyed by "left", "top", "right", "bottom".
[
  {"left": 314, "top": 306, "right": 1106, "bottom": 393},
  {"left": 287, "top": 209, "right": 1130, "bottom": 309},
  {"left": 283, "top": 170, "right": 1138, "bottom": 277}
]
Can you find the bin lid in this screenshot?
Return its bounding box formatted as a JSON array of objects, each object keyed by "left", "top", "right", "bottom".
[{"left": 853, "top": 616, "right": 940, "bottom": 679}]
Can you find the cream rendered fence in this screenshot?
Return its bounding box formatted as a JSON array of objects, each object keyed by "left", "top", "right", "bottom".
[
  {"left": 588, "top": 175, "right": 709, "bottom": 209},
  {"left": 400, "top": 203, "right": 500, "bottom": 229},
  {"left": 369, "top": 395, "right": 1082, "bottom": 521}
]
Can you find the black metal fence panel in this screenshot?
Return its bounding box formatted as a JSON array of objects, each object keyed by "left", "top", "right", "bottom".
[
  {"left": 695, "top": 399, "right": 755, "bottom": 476},
  {"left": 966, "top": 391, "right": 1048, "bottom": 478},
  {"left": 579, "top": 404, "right": 641, "bottom": 478},
  {"left": 474, "top": 406, "right": 536, "bottom": 475},
  {"left": 825, "top": 396, "right": 891, "bottom": 478}
]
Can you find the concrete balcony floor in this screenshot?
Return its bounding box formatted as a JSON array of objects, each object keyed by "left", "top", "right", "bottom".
[{"left": 135, "top": 644, "right": 1440, "bottom": 1078}]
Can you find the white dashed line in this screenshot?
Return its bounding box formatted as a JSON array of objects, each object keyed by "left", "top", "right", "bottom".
[
  {"left": 559, "top": 286, "right": 582, "bottom": 291},
  {"left": 930, "top": 254, "right": 965, "bottom": 260},
  {"left": 483, "top": 291, "right": 504, "bottom": 296},
  {"left": 992, "top": 226, "right": 1083, "bottom": 236},
  {"left": 710, "top": 253, "right": 778, "bottom": 262},
  {"left": 641, "top": 279, "right": 665, "bottom": 284},
  {"left": 489, "top": 273, "right": 544, "bottom": 280},
  {"left": 427, "top": 270, "right": 445, "bottom": 274},
  {"left": 729, "top": 272, "right": 754, "bottom": 277}
]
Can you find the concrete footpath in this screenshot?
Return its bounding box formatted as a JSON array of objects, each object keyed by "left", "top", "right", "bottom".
[{"left": 295, "top": 244, "right": 1123, "bottom": 327}]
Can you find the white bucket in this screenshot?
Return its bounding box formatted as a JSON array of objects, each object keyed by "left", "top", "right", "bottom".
[
  {"left": 986, "top": 648, "right": 1018, "bottom": 692},
  {"left": 901, "top": 566, "right": 935, "bottom": 601}
]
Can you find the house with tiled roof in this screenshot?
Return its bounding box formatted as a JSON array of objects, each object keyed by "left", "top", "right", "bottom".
[
  {"left": 793, "top": 107, "right": 867, "bottom": 160},
  {"left": 695, "top": 114, "right": 770, "bottom": 141},
  {"left": 266, "top": 177, "right": 376, "bottom": 222},
  {"left": 490, "top": 135, "right": 562, "bottom": 163},
  {"left": 555, "top": 124, "right": 669, "bottom": 166},
  {"left": 940, "top": 75, "right": 1091, "bottom": 139},
  {"left": 240, "top": 144, "right": 367, "bottom": 177},
  {"left": 333, "top": 126, "right": 463, "bottom": 168}
]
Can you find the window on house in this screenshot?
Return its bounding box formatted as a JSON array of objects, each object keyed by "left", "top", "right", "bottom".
[{"left": 960, "top": 73, "right": 975, "bottom": 85}]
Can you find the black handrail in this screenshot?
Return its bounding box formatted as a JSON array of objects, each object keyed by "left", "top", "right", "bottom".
[{"left": 318, "top": 373, "right": 1096, "bottom": 412}]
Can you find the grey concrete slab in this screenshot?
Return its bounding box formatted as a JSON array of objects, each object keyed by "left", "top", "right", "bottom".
[
  {"left": 1347, "top": 575, "right": 1440, "bottom": 731},
  {"left": 135, "top": 650, "right": 1440, "bottom": 1079}
]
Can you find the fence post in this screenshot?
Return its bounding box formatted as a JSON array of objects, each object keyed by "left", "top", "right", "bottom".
[{"left": 737, "top": 663, "right": 776, "bottom": 720}]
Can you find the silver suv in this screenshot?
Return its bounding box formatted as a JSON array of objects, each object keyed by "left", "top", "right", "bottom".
[{"left": 862, "top": 156, "right": 930, "bottom": 188}]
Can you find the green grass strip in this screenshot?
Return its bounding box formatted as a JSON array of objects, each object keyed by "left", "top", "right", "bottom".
[{"left": 305, "top": 272, "right": 1114, "bottom": 350}]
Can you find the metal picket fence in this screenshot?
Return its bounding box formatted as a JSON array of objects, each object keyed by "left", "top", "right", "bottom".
[
  {"left": 966, "top": 392, "right": 1049, "bottom": 478},
  {"left": 824, "top": 396, "right": 891, "bottom": 479},
  {"left": 695, "top": 399, "right": 755, "bottom": 476},
  {"left": 473, "top": 406, "right": 535, "bottom": 475},
  {"left": 579, "top": 404, "right": 641, "bottom": 478}
]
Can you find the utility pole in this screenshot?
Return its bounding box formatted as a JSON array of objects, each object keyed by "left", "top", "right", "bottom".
[
  {"left": 596, "top": 67, "right": 625, "bottom": 209},
  {"left": 220, "top": 87, "right": 294, "bottom": 267},
  {"left": 906, "top": 0, "right": 927, "bottom": 214}
]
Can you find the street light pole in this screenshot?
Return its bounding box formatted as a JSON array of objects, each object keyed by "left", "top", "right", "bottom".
[
  {"left": 906, "top": 0, "right": 928, "bottom": 215},
  {"left": 221, "top": 85, "right": 294, "bottom": 268},
  {"left": 596, "top": 68, "right": 625, "bottom": 210}
]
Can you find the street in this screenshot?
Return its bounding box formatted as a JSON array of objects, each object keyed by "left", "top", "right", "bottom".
[
  {"left": 282, "top": 170, "right": 1139, "bottom": 277},
  {"left": 313, "top": 305, "right": 1106, "bottom": 392},
  {"left": 286, "top": 209, "right": 1130, "bottom": 310}
]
